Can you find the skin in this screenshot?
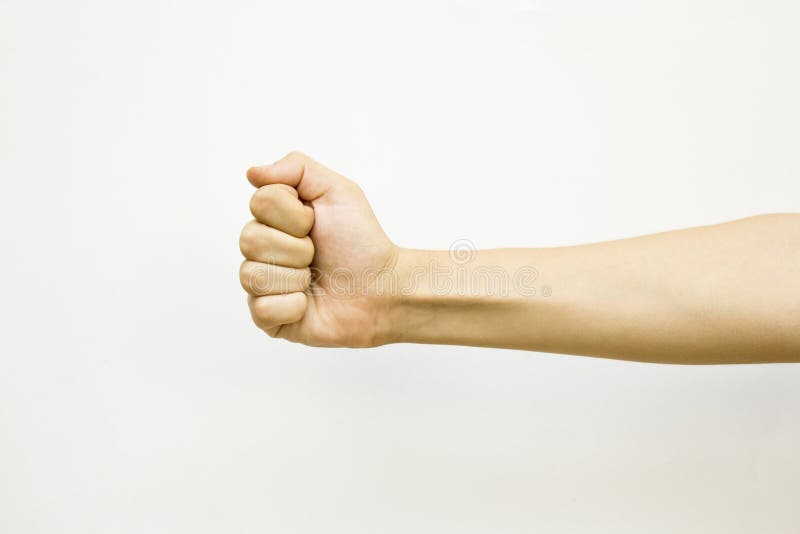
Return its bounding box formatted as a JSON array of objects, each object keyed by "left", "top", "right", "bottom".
[{"left": 241, "top": 151, "right": 800, "bottom": 364}]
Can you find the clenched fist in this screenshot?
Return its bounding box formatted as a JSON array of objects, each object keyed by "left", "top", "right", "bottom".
[
  {"left": 239, "top": 153, "right": 800, "bottom": 363},
  {"left": 240, "top": 152, "right": 399, "bottom": 347}
]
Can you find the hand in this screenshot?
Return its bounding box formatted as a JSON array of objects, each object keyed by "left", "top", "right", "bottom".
[
  {"left": 240, "top": 154, "right": 800, "bottom": 363},
  {"left": 240, "top": 151, "right": 399, "bottom": 347}
]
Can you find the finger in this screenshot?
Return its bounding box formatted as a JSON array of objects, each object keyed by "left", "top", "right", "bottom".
[
  {"left": 248, "top": 293, "right": 307, "bottom": 332},
  {"left": 247, "top": 151, "right": 334, "bottom": 201},
  {"left": 240, "top": 260, "right": 311, "bottom": 296},
  {"left": 239, "top": 220, "right": 315, "bottom": 268},
  {"left": 250, "top": 184, "right": 315, "bottom": 238}
]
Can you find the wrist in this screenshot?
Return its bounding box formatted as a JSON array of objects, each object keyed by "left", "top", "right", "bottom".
[
  {"left": 385, "top": 247, "right": 449, "bottom": 345},
  {"left": 375, "top": 247, "right": 545, "bottom": 347},
  {"left": 371, "top": 247, "right": 430, "bottom": 346}
]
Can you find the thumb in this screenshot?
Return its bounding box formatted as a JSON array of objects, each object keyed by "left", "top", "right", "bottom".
[{"left": 247, "top": 151, "right": 334, "bottom": 202}]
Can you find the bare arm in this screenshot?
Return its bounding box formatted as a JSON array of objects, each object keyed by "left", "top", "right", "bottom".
[
  {"left": 387, "top": 215, "right": 800, "bottom": 363},
  {"left": 240, "top": 152, "right": 800, "bottom": 364}
]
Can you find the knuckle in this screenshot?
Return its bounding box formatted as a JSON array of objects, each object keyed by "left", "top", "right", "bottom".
[
  {"left": 285, "top": 292, "right": 308, "bottom": 322},
  {"left": 300, "top": 236, "right": 315, "bottom": 265},
  {"left": 240, "top": 261, "right": 268, "bottom": 295},
  {"left": 301, "top": 206, "right": 315, "bottom": 233},
  {"left": 250, "top": 186, "right": 277, "bottom": 215},
  {"left": 280, "top": 268, "right": 307, "bottom": 292},
  {"left": 285, "top": 150, "right": 307, "bottom": 161},
  {"left": 273, "top": 183, "right": 300, "bottom": 201},
  {"left": 342, "top": 177, "right": 364, "bottom": 195},
  {"left": 239, "top": 222, "right": 260, "bottom": 256},
  {"left": 239, "top": 261, "right": 255, "bottom": 293},
  {"left": 252, "top": 298, "right": 277, "bottom": 326},
  {"left": 297, "top": 268, "right": 312, "bottom": 290}
]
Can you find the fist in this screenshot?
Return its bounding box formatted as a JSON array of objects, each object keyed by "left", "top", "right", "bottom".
[
  {"left": 239, "top": 152, "right": 399, "bottom": 347},
  {"left": 239, "top": 182, "right": 315, "bottom": 334}
]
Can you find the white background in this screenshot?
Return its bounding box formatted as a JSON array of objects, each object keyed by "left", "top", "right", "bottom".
[{"left": 2, "top": 1, "right": 799, "bottom": 532}]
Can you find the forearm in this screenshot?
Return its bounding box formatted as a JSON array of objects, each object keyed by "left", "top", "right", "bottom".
[
  {"left": 384, "top": 214, "right": 800, "bottom": 364},
  {"left": 242, "top": 154, "right": 799, "bottom": 362}
]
